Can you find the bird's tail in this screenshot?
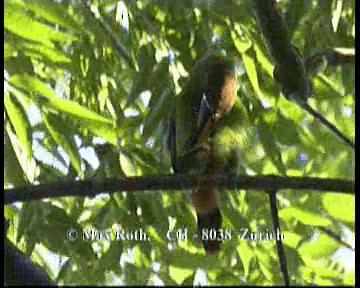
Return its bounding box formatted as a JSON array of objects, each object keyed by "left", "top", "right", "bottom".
[
  {"left": 191, "top": 152, "right": 222, "bottom": 254},
  {"left": 193, "top": 186, "right": 222, "bottom": 254}
]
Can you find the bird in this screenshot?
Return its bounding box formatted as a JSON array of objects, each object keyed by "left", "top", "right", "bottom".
[
  {"left": 188, "top": 55, "right": 238, "bottom": 149},
  {"left": 167, "top": 53, "right": 237, "bottom": 253}
]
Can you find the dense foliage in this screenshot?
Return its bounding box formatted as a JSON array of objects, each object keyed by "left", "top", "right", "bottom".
[{"left": 4, "top": 0, "right": 354, "bottom": 285}]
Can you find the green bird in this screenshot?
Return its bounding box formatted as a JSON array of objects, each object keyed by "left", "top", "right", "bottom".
[{"left": 167, "top": 53, "right": 238, "bottom": 253}]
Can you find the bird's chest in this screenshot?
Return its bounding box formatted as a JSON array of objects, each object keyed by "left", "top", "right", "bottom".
[{"left": 208, "top": 74, "right": 237, "bottom": 115}]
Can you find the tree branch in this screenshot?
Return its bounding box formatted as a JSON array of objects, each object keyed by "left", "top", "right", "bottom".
[
  {"left": 252, "top": 0, "right": 354, "bottom": 149},
  {"left": 268, "top": 190, "right": 290, "bottom": 286},
  {"left": 4, "top": 174, "right": 354, "bottom": 204}
]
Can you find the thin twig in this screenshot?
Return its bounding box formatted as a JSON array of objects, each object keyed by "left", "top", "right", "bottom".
[
  {"left": 317, "top": 226, "right": 354, "bottom": 251},
  {"left": 301, "top": 102, "right": 354, "bottom": 149}
]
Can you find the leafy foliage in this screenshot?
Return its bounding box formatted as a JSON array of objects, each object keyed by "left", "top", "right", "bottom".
[{"left": 4, "top": 0, "right": 354, "bottom": 285}]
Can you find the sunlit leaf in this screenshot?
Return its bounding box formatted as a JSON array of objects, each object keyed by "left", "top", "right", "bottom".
[
  {"left": 9, "top": 75, "right": 113, "bottom": 125},
  {"left": 5, "top": 93, "right": 33, "bottom": 158},
  {"left": 322, "top": 193, "right": 354, "bottom": 224},
  {"left": 22, "top": 0, "right": 79, "bottom": 30},
  {"left": 280, "top": 207, "right": 332, "bottom": 227},
  {"left": 4, "top": 129, "right": 26, "bottom": 187},
  {"left": 298, "top": 234, "right": 339, "bottom": 260},
  {"left": 5, "top": 2, "right": 75, "bottom": 46}
]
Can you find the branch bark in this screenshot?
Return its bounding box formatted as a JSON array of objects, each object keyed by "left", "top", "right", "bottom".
[
  {"left": 267, "top": 190, "right": 290, "bottom": 285},
  {"left": 4, "top": 174, "right": 354, "bottom": 204}
]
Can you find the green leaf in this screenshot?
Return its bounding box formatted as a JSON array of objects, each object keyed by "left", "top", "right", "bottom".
[
  {"left": 143, "top": 88, "right": 172, "bottom": 140},
  {"left": 80, "top": 121, "right": 118, "bottom": 146},
  {"left": 119, "top": 152, "right": 138, "bottom": 176},
  {"left": 98, "top": 242, "right": 123, "bottom": 270},
  {"left": 9, "top": 75, "right": 113, "bottom": 125},
  {"left": 242, "top": 52, "right": 261, "bottom": 95},
  {"left": 273, "top": 113, "right": 301, "bottom": 146},
  {"left": 256, "top": 118, "right": 286, "bottom": 175},
  {"left": 279, "top": 207, "right": 332, "bottom": 227},
  {"left": 299, "top": 233, "right": 340, "bottom": 260},
  {"left": 22, "top": 0, "right": 79, "bottom": 30},
  {"left": 17, "top": 202, "right": 41, "bottom": 243},
  {"left": 237, "top": 241, "right": 254, "bottom": 277},
  {"left": 146, "top": 226, "right": 167, "bottom": 248},
  {"left": 126, "top": 44, "right": 156, "bottom": 107},
  {"left": 4, "top": 131, "right": 26, "bottom": 187},
  {"left": 5, "top": 53, "right": 34, "bottom": 75},
  {"left": 343, "top": 272, "right": 355, "bottom": 285},
  {"left": 133, "top": 245, "right": 151, "bottom": 267},
  {"left": 283, "top": 231, "right": 303, "bottom": 249},
  {"left": 5, "top": 124, "right": 38, "bottom": 183},
  {"left": 313, "top": 75, "right": 343, "bottom": 100},
  {"left": 43, "top": 112, "right": 82, "bottom": 175},
  {"left": 341, "top": 65, "right": 355, "bottom": 96},
  {"left": 38, "top": 162, "right": 66, "bottom": 183},
  {"left": 181, "top": 272, "right": 196, "bottom": 286},
  {"left": 253, "top": 43, "right": 273, "bottom": 77},
  {"left": 4, "top": 42, "right": 14, "bottom": 59},
  {"left": 5, "top": 3, "right": 75, "bottom": 46},
  {"left": 5, "top": 93, "right": 33, "bottom": 158},
  {"left": 322, "top": 193, "right": 354, "bottom": 224},
  {"left": 285, "top": 0, "right": 306, "bottom": 37},
  {"left": 254, "top": 247, "right": 275, "bottom": 281},
  {"left": 168, "top": 250, "right": 219, "bottom": 270},
  {"left": 124, "top": 263, "right": 150, "bottom": 285},
  {"left": 169, "top": 265, "right": 193, "bottom": 285},
  {"left": 231, "top": 25, "right": 252, "bottom": 54},
  {"left": 148, "top": 58, "right": 170, "bottom": 94},
  {"left": 24, "top": 42, "right": 71, "bottom": 64},
  {"left": 157, "top": 272, "right": 178, "bottom": 285}
]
